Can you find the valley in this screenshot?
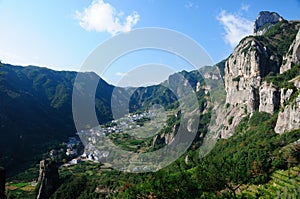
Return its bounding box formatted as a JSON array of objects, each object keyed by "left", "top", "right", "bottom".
[{"left": 0, "top": 9, "right": 300, "bottom": 199}]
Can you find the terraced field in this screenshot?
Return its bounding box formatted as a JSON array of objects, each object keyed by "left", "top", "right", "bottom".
[{"left": 241, "top": 166, "right": 300, "bottom": 198}]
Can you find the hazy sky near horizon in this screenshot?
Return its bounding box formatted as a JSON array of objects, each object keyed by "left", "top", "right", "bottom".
[{"left": 0, "top": 0, "right": 300, "bottom": 85}]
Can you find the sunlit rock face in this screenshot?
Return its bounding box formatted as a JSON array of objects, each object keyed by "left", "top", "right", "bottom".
[
  {"left": 254, "top": 11, "right": 283, "bottom": 35},
  {"left": 281, "top": 29, "right": 300, "bottom": 73},
  {"left": 275, "top": 94, "right": 300, "bottom": 134},
  {"left": 221, "top": 33, "right": 282, "bottom": 137},
  {"left": 259, "top": 82, "right": 280, "bottom": 114}
]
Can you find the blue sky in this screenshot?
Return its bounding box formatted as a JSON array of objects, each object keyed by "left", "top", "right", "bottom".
[{"left": 0, "top": 0, "right": 300, "bottom": 85}]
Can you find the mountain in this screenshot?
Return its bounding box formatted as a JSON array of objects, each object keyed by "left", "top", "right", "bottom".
[
  {"left": 0, "top": 63, "right": 200, "bottom": 175},
  {"left": 2, "top": 10, "right": 300, "bottom": 199},
  {"left": 0, "top": 64, "right": 119, "bottom": 174},
  {"left": 254, "top": 11, "right": 284, "bottom": 35},
  {"left": 220, "top": 16, "right": 300, "bottom": 137}
]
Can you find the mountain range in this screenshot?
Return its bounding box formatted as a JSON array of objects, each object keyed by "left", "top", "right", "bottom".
[{"left": 0, "top": 10, "right": 300, "bottom": 199}]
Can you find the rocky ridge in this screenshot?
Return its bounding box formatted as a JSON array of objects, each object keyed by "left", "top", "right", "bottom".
[
  {"left": 275, "top": 94, "right": 300, "bottom": 134},
  {"left": 254, "top": 11, "right": 283, "bottom": 35},
  {"left": 281, "top": 29, "right": 300, "bottom": 73},
  {"left": 221, "top": 36, "right": 279, "bottom": 137},
  {"left": 219, "top": 12, "right": 300, "bottom": 138},
  {"left": 36, "top": 160, "right": 59, "bottom": 199}
]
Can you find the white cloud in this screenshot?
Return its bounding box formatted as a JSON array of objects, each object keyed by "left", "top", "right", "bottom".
[
  {"left": 75, "top": 0, "right": 139, "bottom": 35},
  {"left": 217, "top": 10, "right": 253, "bottom": 48},
  {"left": 240, "top": 4, "right": 250, "bottom": 12},
  {"left": 0, "top": 50, "right": 48, "bottom": 68},
  {"left": 115, "top": 72, "right": 128, "bottom": 77},
  {"left": 185, "top": 1, "right": 198, "bottom": 9}
]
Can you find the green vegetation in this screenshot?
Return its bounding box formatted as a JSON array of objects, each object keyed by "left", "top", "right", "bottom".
[
  {"left": 240, "top": 167, "right": 300, "bottom": 198},
  {"left": 241, "top": 42, "right": 251, "bottom": 55},
  {"left": 0, "top": 64, "right": 205, "bottom": 176},
  {"left": 232, "top": 75, "right": 241, "bottom": 82},
  {"left": 264, "top": 62, "right": 300, "bottom": 89},
  {"left": 228, "top": 116, "right": 234, "bottom": 125},
  {"left": 7, "top": 108, "right": 299, "bottom": 198},
  {"left": 109, "top": 133, "right": 149, "bottom": 152},
  {"left": 255, "top": 20, "right": 299, "bottom": 57},
  {"left": 257, "top": 22, "right": 272, "bottom": 32},
  {"left": 215, "top": 59, "right": 226, "bottom": 77},
  {"left": 3, "top": 18, "right": 300, "bottom": 198},
  {"left": 225, "top": 103, "right": 230, "bottom": 108},
  {"left": 0, "top": 64, "right": 117, "bottom": 176}
]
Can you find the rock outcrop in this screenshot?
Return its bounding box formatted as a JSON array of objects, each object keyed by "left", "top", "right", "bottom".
[
  {"left": 275, "top": 94, "right": 300, "bottom": 134},
  {"left": 220, "top": 104, "right": 246, "bottom": 139},
  {"left": 281, "top": 29, "right": 300, "bottom": 73},
  {"left": 0, "top": 167, "right": 6, "bottom": 199},
  {"left": 224, "top": 37, "right": 280, "bottom": 113},
  {"left": 152, "top": 123, "right": 177, "bottom": 147},
  {"left": 280, "top": 88, "right": 294, "bottom": 106},
  {"left": 36, "top": 160, "right": 59, "bottom": 199},
  {"left": 254, "top": 11, "right": 283, "bottom": 35},
  {"left": 216, "top": 11, "right": 300, "bottom": 138},
  {"left": 221, "top": 36, "right": 281, "bottom": 137},
  {"left": 259, "top": 82, "right": 280, "bottom": 114}
]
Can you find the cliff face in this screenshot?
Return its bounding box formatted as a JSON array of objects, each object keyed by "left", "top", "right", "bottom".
[
  {"left": 224, "top": 37, "right": 277, "bottom": 112},
  {"left": 281, "top": 29, "right": 300, "bottom": 73},
  {"left": 220, "top": 11, "right": 300, "bottom": 138},
  {"left": 259, "top": 82, "right": 280, "bottom": 114},
  {"left": 254, "top": 11, "right": 283, "bottom": 35},
  {"left": 221, "top": 36, "right": 280, "bottom": 137},
  {"left": 36, "top": 160, "right": 59, "bottom": 199},
  {"left": 275, "top": 94, "right": 300, "bottom": 134}
]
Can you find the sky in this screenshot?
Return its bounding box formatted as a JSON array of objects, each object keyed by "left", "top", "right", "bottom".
[{"left": 0, "top": 0, "right": 300, "bottom": 86}]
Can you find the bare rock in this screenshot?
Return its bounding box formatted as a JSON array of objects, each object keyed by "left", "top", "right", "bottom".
[
  {"left": 254, "top": 11, "right": 283, "bottom": 35},
  {"left": 36, "top": 160, "right": 59, "bottom": 199},
  {"left": 281, "top": 29, "right": 300, "bottom": 73},
  {"left": 280, "top": 88, "right": 294, "bottom": 105},
  {"left": 221, "top": 36, "right": 281, "bottom": 137},
  {"left": 259, "top": 82, "right": 280, "bottom": 114},
  {"left": 224, "top": 37, "right": 278, "bottom": 114},
  {"left": 152, "top": 134, "right": 165, "bottom": 148},
  {"left": 275, "top": 94, "right": 300, "bottom": 134}
]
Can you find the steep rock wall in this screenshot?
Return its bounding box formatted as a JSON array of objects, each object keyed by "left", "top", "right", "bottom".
[
  {"left": 281, "top": 29, "right": 300, "bottom": 73},
  {"left": 275, "top": 94, "right": 300, "bottom": 134},
  {"left": 221, "top": 37, "right": 281, "bottom": 137},
  {"left": 259, "top": 82, "right": 280, "bottom": 114},
  {"left": 36, "top": 160, "right": 59, "bottom": 199}
]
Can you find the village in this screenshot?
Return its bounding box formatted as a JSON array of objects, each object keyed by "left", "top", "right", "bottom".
[{"left": 50, "top": 110, "right": 159, "bottom": 167}]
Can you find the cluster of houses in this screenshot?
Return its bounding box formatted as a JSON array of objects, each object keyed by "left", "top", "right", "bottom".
[
  {"left": 53, "top": 111, "right": 159, "bottom": 167},
  {"left": 49, "top": 136, "right": 82, "bottom": 166},
  {"left": 77, "top": 111, "right": 156, "bottom": 163}
]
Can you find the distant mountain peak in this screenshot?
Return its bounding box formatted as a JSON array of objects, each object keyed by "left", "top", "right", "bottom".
[{"left": 254, "top": 11, "right": 284, "bottom": 35}]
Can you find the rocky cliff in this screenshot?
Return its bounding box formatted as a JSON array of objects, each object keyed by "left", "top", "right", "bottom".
[
  {"left": 281, "top": 29, "right": 300, "bottom": 73},
  {"left": 221, "top": 36, "right": 280, "bottom": 137},
  {"left": 259, "top": 82, "right": 280, "bottom": 114},
  {"left": 224, "top": 37, "right": 277, "bottom": 112},
  {"left": 219, "top": 11, "right": 300, "bottom": 138},
  {"left": 36, "top": 160, "right": 59, "bottom": 199},
  {"left": 275, "top": 93, "right": 300, "bottom": 134},
  {"left": 254, "top": 11, "right": 283, "bottom": 35}
]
